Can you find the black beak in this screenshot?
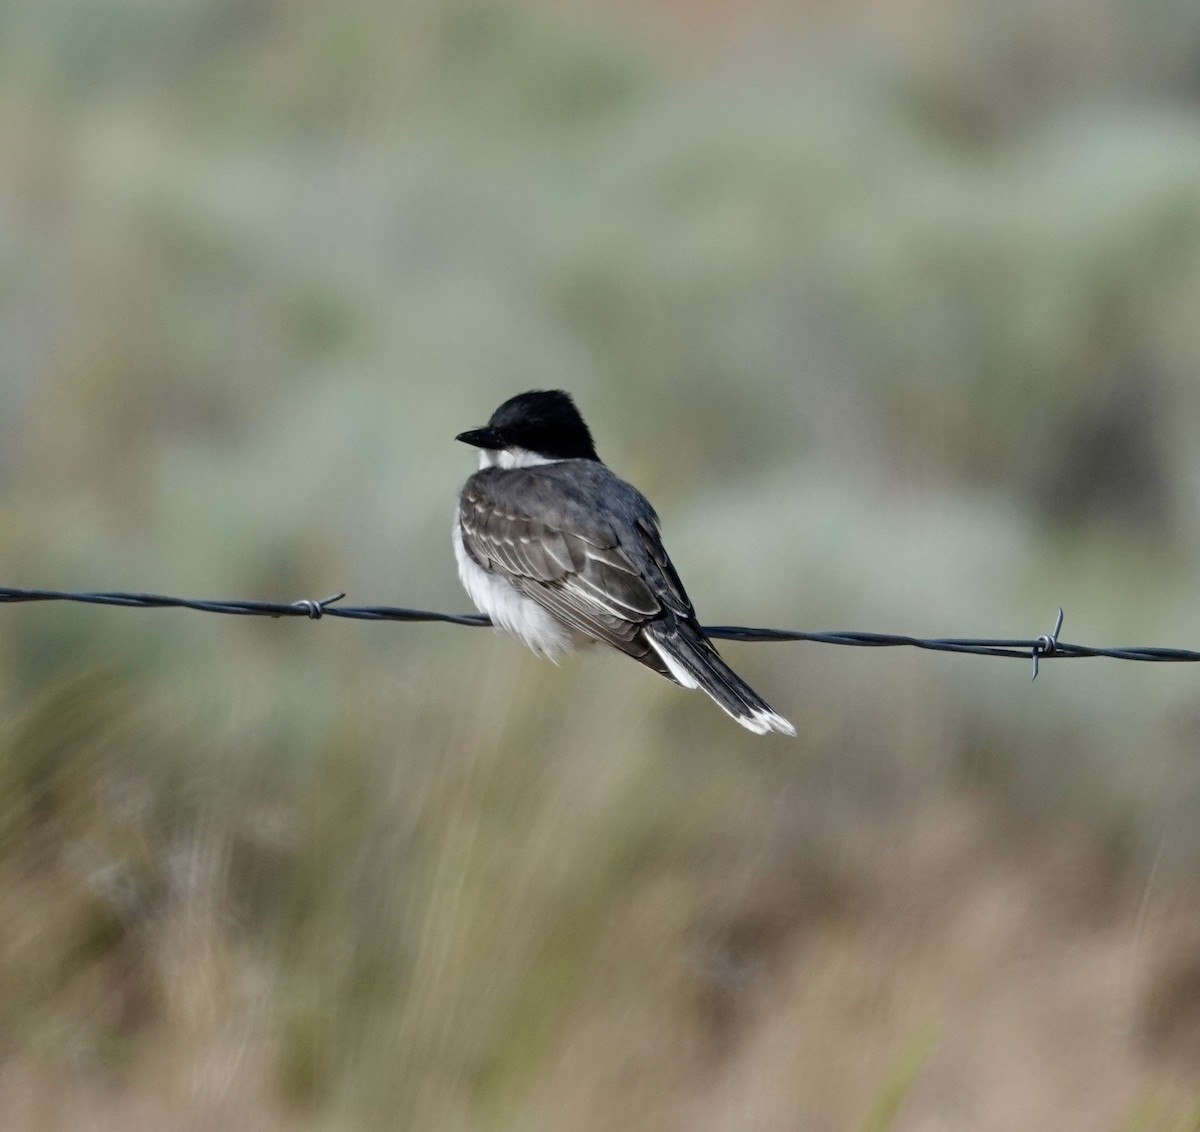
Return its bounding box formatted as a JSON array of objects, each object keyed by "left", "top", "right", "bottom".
[{"left": 456, "top": 426, "right": 504, "bottom": 449}]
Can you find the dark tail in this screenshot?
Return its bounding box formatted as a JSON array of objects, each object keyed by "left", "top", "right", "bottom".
[{"left": 644, "top": 621, "right": 796, "bottom": 737}]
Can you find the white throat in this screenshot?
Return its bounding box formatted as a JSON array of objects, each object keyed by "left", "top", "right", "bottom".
[{"left": 479, "top": 446, "right": 560, "bottom": 470}]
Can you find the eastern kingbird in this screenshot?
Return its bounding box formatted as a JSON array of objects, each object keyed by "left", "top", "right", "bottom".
[{"left": 453, "top": 390, "right": 795, "bottom": 736}]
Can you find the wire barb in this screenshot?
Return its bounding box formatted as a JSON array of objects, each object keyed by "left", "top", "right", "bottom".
[
  {"left": 288, "top": 592, "right": 346, "bottom": 620},
  {"left": 1, "top": 587, "right": 1198, "bottom": 672},
  {"left": 1031, "top": 607, "right": 1065, "bottom": 681}
]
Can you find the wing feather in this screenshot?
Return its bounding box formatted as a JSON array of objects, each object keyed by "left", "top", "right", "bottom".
[{"left": 458, "top": 465, "right": 675, "bottom": 662}]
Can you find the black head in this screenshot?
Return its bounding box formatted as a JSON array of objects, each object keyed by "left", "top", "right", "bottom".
[{"left": 456, "top": 390, "right": 599, "bottom": 461}]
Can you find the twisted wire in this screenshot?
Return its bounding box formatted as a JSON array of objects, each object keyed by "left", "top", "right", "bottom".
[{"left": 2, "top": 587, "right": 1195, "bottom": 676}]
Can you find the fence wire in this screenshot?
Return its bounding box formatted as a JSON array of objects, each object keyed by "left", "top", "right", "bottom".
[{"left": 3, "top": 586, "right": 1198, "bottom": 679}]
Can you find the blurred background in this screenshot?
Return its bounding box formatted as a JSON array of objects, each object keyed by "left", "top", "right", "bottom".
[{"left": 4, "top": 0, "right": 1200, "bottom": 1127}]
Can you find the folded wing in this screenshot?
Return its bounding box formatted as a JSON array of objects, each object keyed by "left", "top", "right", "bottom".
[{"left": 458, "top": 465, "right": 694, "bottom": 675}]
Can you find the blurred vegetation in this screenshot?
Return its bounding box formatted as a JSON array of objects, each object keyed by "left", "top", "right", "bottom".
[{"left": 4, "top": 0, "right": 1200, "bottom": 1127}]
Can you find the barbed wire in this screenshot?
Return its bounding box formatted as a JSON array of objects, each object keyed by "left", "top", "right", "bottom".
[{"left": 3, "top": 586, "right": 1198, "bottom": 680}]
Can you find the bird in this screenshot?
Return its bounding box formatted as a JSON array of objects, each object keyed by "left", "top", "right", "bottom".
[{"left": 453, "top": 390, "right": 795, "bottom": 736}]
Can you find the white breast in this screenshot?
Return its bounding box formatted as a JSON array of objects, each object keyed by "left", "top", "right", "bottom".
[{"left": 453, "top": 512, "right": 575, "bottom": 661}]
